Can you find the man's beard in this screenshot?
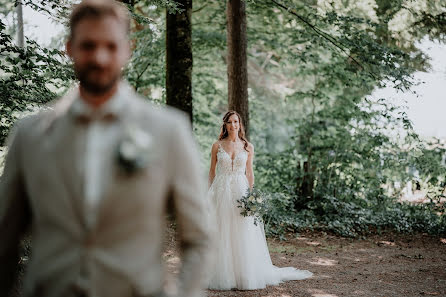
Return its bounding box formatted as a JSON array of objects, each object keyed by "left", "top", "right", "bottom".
[{"left": 75, "top": 65, "right": 120, "bottom": 95}]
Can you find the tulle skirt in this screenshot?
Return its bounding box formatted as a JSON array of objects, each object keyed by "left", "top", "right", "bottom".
[{"left": 207, "top": 172, "right": 312, "bottom": 290}]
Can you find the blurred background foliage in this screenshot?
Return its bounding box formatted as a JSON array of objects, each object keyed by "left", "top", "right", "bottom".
[{"left": 1, "top": 0, "right": 445, "bottom": 238}]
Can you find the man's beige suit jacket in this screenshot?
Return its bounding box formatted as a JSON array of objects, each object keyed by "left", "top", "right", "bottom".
[{"left": 0, "top": 83, "right": 211, "bottom": 297}]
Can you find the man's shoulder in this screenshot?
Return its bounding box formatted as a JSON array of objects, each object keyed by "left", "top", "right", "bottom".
[
  {"left": 4, "top": 109, "right": 52, "bottom": 150},
  {"left": 13, "top": 88, "right": 78, "bottom": 138},
  {"left": 127, "top": 93, "right": 190, "bottom": 129},
  {"left": 13, "top": 108, "right": 53, "bottom": 133}
]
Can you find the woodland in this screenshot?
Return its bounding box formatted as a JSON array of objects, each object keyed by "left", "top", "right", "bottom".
[
  {"left": 1, "top": 0, "right": 445, "bottom": 237},
  {"left": 1, "top": 1, "right": 446, "bottom": 296}
]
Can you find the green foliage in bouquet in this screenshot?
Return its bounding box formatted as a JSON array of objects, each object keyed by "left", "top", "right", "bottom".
[{"left": 237, "top": 188, "right": 269, "bottom": 226}]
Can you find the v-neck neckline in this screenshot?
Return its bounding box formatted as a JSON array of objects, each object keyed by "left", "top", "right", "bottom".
[{"left": 218, "top": 142, "right": 246, "bottom": 160}]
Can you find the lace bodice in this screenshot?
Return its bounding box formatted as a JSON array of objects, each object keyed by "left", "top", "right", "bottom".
[{"left": 216, "top": 144, "right": 248, "bottom": 175}]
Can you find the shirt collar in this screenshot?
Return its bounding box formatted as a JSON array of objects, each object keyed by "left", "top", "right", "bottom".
[{"left": 69, "top": 81, "right": 130, "bottom": 121}]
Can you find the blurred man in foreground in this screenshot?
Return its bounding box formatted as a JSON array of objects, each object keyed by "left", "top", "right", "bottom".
[{"left": 0, "top": 1, "right": 211, "bottom": 296}]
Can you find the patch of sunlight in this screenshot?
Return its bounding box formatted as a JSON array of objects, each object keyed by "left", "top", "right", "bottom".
[
  {"left": 308, "top": 257, "right": 338, "bottom": 266},
  {"left": 306, "top": 241, "right": 321, "bottom": 246},
  {"left": 308, "top": 289, "right": 339, "bottom": 297},
  {"left": 377, "top": 240, "right": 396, "bottom": 246}
]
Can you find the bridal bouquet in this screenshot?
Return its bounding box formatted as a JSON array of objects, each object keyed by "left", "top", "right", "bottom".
[{"left": 237, "top": 188, "right": 268, "bottom": 226}]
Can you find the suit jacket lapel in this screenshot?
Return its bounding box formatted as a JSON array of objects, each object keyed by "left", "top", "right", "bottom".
[{"left": 45, "top": 91, "right": 88, "bottom": 230}]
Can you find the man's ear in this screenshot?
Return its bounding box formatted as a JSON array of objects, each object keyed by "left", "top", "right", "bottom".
[{"left": 66, "top": 39, "right": 73, "bottom": 58}]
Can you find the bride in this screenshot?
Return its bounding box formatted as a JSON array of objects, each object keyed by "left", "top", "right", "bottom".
[{"left": 207, "top": 110, "right": 312, "bottom": 290}]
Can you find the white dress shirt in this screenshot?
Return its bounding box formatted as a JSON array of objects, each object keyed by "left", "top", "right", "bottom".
[{"left": 69, "top": 86, "right": 128, "bottom": 228}]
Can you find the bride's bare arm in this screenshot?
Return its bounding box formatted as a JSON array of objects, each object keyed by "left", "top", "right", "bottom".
[
  {"left": 246, "top": 143, "right": 255, "bottom": 189},
  {"left": 208, "top": 142, "right": 219, "bottom": 188}
]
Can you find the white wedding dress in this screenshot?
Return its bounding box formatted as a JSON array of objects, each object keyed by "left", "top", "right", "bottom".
[{"left": 207, "top": 144, "right": 312, "bottom": 290}]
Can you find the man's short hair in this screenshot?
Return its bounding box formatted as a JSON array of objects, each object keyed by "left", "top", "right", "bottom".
[{"left": 69, "top": 0, "right": 130, "bottom": 39}]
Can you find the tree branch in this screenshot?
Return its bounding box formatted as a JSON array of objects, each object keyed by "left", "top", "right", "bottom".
[
  {"left": 269, "top": 0, "right": 378, "bottom": 80},
  {"left": 135, "top": 60, "right": 151, "bottom": 92},
  {"left": 193, "top": 3, "right": 208, "bottom": 13}
]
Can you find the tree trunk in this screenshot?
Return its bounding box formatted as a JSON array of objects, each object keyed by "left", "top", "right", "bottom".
[
  {"left": 16, "top": 0, "right": 24, "bottom": 47},
  {"left": 227, "top": 0, "right": 249, "bottom": 137},
  {"left": 166, "top": 0, "right": 193, "bottom": 123},
  {"left": 295, "top": 161, "right": 315, "bottom": 211}
]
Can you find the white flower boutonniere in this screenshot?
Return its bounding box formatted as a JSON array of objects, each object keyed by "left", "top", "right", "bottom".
[{"left": 117, "top": 125, "right": 153, "bottom": 173}]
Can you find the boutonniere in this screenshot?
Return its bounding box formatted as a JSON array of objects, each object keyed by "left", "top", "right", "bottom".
[{"left": 117, "top": 125, "right": 153, "bottom": 174}]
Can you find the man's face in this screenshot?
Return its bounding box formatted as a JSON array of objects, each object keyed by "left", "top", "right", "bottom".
[{"left": 67, "top": 16, "right": 130, "bottom": 95}]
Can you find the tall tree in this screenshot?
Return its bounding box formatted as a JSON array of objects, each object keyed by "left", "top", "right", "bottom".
[
  {"left": 227, "top": 0, "right": 249, "bottom": 136},
  {"left": 15, "top": 0, "right": 24, "bottom": 47},
  {"left": 166, "top": 0, "right": 193, "bottom": 122}
]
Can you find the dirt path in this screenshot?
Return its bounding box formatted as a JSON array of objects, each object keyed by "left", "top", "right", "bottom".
[{"left": 165, "top": 225, "right": 446, "bottom": 297}]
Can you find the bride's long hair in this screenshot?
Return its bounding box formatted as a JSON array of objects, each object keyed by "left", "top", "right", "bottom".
[{"left": 218, "top": 110, "right": 249, "bottom": 152}]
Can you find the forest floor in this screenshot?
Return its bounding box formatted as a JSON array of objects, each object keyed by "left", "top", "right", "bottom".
[{"left": 164, "top": 224, "right": 446, "bottom": 297}]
